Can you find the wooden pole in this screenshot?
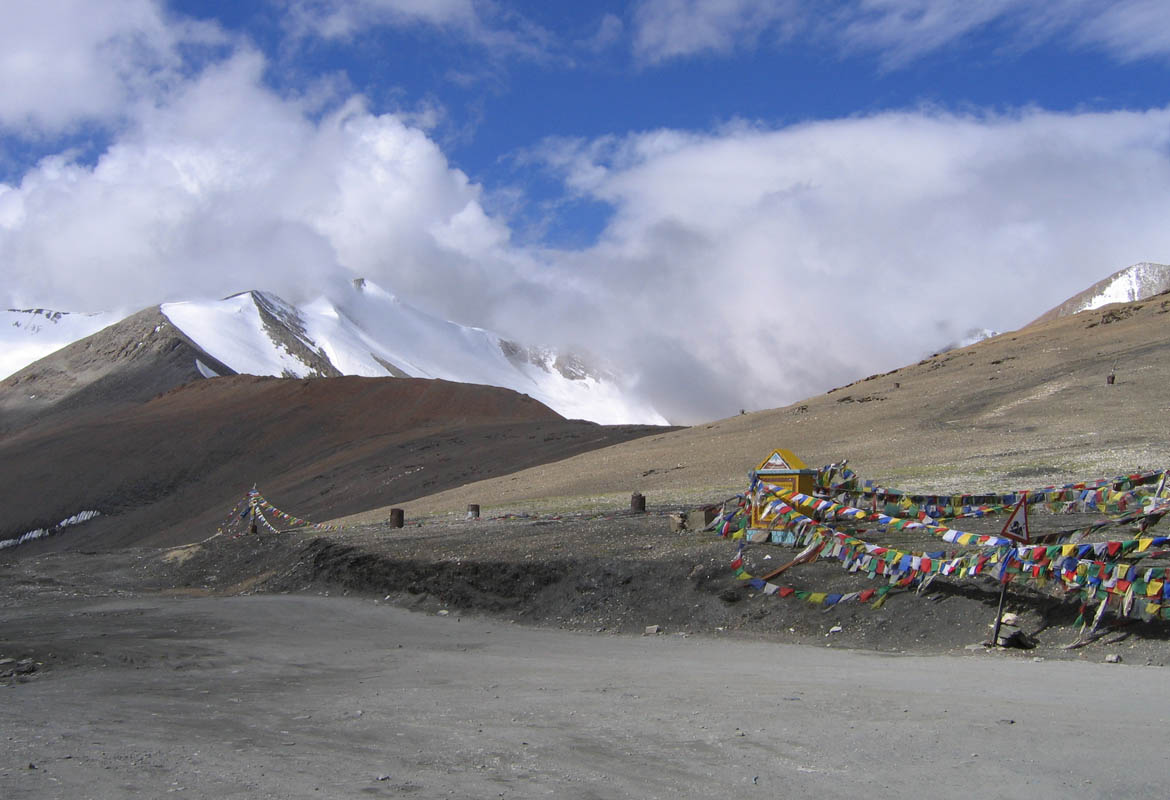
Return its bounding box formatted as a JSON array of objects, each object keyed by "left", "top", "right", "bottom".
[{"left": 990, "top": 581, "right": 1009, "bottom": 647}]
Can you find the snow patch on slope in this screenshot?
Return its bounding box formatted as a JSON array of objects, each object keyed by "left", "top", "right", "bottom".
[
  {"left": 0, "top": 308, "right": 121, "bottom": 379},
  {"left": 1074, "top": 262, "right": 1170, "bottom": 312}
]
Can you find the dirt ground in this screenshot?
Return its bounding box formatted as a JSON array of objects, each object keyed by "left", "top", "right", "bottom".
[{"left": 4, "top": 507, "right": 1170, "bottom": 798}]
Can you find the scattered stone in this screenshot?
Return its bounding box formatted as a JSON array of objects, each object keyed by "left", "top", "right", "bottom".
[
  {"left": 827, "top": 625, "right": 843, "bottom": 635},
  {"left": 668, "top": 513, "right": 688, "bottom": 532},
  {"left": 3, "top": 658, "right": 38, "bottom": 677},
  {"left": 1105, "top": 653, "right": 1122, "bottom": 664},
  {"left": 376, "top": 774, "right": 391, "bottom": 781},
  {"left": 644, "top": 625, "right": 662, "bottom": 635},
  {"left": 437, "top": 609, "right": 449, "bottom": 617}
]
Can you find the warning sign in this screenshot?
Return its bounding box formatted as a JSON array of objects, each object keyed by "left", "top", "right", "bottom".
[{"left": 1000, "top": 493, "right": 1030, "bottom": 544}]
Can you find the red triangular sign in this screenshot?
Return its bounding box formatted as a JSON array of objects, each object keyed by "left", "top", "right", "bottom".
[{"left": 1000, "top": 493, "right": 1030, "bottom": 544}]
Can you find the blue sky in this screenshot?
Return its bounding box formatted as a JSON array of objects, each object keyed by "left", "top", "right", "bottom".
[{"left": 3, "top": 1, "right": 1170, "bottom": 422}]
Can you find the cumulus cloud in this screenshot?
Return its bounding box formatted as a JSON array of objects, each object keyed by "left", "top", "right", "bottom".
[
  {"left": 0, "top": 0, "right": 224, "bottom": 134},
  {"left": 0, "top": 47, "right": 530, "bottom": 326},
  {"left": 630, "top": 0, "right": 1170, "bottom": 66},
  {"left": 531, "top": 108, "right": 1170, "bottom": 421}
]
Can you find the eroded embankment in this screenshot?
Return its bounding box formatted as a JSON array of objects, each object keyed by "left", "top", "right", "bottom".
[
  {"left": 267, "top": 537, "right": 743, "bottom": 634},
  {"left": 157, "top": 528, "right": 741, "bottom": 635},
  {"left": 150, "top": 518, "right": 1170, "bottom": 661}
]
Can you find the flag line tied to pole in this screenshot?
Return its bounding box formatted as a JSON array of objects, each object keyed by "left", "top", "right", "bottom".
[{"left": 715, "top": 461, "right": 1170, "bottom": 631}]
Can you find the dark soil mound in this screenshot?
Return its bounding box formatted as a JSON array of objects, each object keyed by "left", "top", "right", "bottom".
[{"left": 0, "top": 375, "right": 668, "bottom": 550}]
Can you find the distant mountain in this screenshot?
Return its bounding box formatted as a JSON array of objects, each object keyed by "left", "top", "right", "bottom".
[
  {"left": 1030, "top": 261, "right": 1170, "bottom": 324},
  {"left": 0, "top": 307, "right": 234, "bottom": 434},
  {"left": 1, "top": 279, "right": 667, "bottom": 426}
]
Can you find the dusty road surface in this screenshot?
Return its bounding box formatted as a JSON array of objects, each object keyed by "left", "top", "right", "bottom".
[{"left": 3, "top": 591, "right": 1166, "bottom": 800}]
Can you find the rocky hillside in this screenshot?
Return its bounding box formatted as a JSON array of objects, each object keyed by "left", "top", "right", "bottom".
[
  {"left": 0, "top": 308, "right": 232, "bottom": 434},
  {"left": 346, "top": 289, "right": 1170, "bottom": 522}
]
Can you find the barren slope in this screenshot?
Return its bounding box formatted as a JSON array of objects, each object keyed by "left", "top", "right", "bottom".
[
  {"left": 0, "top": 376, "right": 667, "bottom": 550},
  {"left": 343, "top": 292, "right": 1170, "bottom": 522}
]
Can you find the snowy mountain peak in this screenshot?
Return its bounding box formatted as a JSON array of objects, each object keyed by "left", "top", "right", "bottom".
[{"left": 158, "top": 282, "right": 667, "bottom": 425}]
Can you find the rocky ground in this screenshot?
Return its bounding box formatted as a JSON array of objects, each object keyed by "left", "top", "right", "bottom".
[
  {"left": 6, "top": 481, "right": 1170, "bottom": 798},
  {"left": 6, "top": 504, "right": 1167, "bottom": 673},
  {"left": 4, "top": 507, "right": 1170, "bottom": 799}
]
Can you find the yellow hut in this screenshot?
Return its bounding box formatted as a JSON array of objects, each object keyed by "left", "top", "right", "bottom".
[{"left": 749, "top": 449, "right": 817, "bottom": 530}]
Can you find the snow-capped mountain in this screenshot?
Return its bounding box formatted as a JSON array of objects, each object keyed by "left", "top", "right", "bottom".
[
  {"left": 1030, "top": 261, "right": 1170, "bottom": 324},
  {"left": 1, "top": 307, "right": 123, "bottom": 379},
  {"left": 4, "top": 279, "right": 666, "bottom": 426}
]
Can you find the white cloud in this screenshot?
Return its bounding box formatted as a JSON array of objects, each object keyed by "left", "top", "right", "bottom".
[
  {"left": 632, "top": 0, "right": 801, "bottom": 62},
  {"left": 281, "top": 0, "right": 553, "bottom": 61},
  {"left": 1077, "top": 0, "right": 1170, "bottom": 61},
  {"left": 0, "top": 48, "right": 527, "bottom": 327},
  {"left": 0, "top": 0, "right": 224, "bottom": 134},
  {"left": 283, "top": 0, "right": 479, "bottom": 38},
  {"left": 630, "top": 0, "right": 1170, "bottom": 66},
  {"left": 532, "top": 107, "right": 1170, "bottom": 421},
  {"left": 834, "top": 0, "right": 1023, "bottom": 65}
]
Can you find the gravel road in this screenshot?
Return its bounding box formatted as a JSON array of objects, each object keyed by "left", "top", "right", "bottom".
[{"left": 3, "top": 591, "right": 1166, "bottom": 800}]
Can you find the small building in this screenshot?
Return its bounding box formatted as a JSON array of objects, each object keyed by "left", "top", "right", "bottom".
[{"left": 749, "top": 449, "right": 818, "bottom": 535}]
